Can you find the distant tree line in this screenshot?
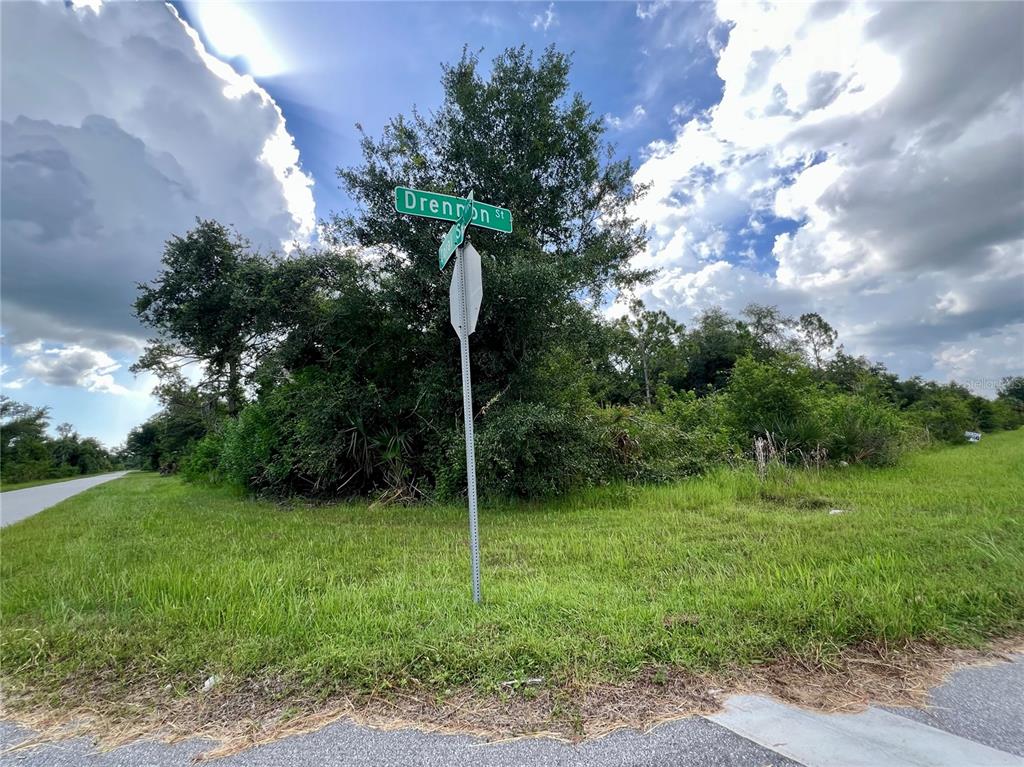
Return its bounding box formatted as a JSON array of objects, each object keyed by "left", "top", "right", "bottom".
[
  {"left": 0, "top": 396, "right": 121, "bottom": 485},
  {"left": 124, "top": 47, "right": 1024, "bottom": 499}
]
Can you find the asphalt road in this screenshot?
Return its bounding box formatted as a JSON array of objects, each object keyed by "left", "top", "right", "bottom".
[
  {"left": 0, "top": 472, "right": 129, "bottom": 527},
  {"left": 2, "top": 656, "right": 1021, "bottom": 766}
]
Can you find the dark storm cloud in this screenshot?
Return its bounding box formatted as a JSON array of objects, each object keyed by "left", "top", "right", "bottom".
[{"left": 0, "top": 1, "right": 313, "bottom": 356}]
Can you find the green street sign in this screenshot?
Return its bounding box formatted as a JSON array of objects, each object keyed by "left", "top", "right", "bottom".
[
  {"left": 438, "top": 191, "right": 474, "bottom": 269},
  {"left": 394, "top": 186, "right": 512, "bottom": 234}
]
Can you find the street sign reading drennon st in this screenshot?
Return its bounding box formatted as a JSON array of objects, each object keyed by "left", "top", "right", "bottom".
[{"left": 394, "top": 187, "right": 513, "bottom": 234}]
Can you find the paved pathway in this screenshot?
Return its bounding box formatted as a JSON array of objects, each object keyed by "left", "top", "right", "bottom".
[
  {"left": 2, "top": 655, "right": 1021, "bottom": 766},
  {"left": 0, "top": 472, "right": 130, "bottom": 527}
]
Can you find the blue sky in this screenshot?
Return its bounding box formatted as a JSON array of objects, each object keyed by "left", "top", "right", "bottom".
[{"left": 2, "top": 1, "right": 1022, "bottom": 447}]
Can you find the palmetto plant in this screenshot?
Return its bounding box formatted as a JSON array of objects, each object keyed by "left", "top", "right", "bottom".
[{"left": 370, "top": 426, "right": 422, "bottom": 502}]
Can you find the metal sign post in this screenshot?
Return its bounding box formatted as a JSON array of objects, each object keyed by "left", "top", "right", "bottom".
[
  {"left": 451, "top": 241, "right": 483, "bottom": 603},
  {"left": 393, "top": 186, "right": 510, "bottom": 604}
]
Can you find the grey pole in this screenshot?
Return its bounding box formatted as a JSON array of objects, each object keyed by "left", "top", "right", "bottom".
[{"left": 457, "top": 242, "right": 482, "bottom": 604}]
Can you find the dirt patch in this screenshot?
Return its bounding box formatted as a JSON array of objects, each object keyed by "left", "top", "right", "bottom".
[
  {"left": 3, "top": 637, "right": 1021, "bottom": 760},
  {"left": 728, "top": 637, "right": 1024, "bottom": 713}
]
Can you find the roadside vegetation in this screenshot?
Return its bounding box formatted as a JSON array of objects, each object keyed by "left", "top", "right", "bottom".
[
  {"left": 2, "top": 431, "right": 1022, "bottom": 709},
  {"left": 120, "top": 47, "right": 1024, "bottom": 500},
  {"left": 0, "top": 397, "right": 122, "bottom": 488},
  {"left": 6, "top": 43, "right": 1020, "bottom": 730}
]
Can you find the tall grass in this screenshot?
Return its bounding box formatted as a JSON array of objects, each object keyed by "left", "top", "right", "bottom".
[{"left": 2, "top": 432, "right": 1022, "bottom": 698}]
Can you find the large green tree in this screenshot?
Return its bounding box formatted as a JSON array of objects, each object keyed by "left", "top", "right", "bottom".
[
  {"left": 133, "top": 220, "right": 273, "bottom": 415},
  {"left": 741, "top": 303, "right": 799, "bottom": 360},
  {"left": 797, "top": 312, "right": 838, "bottom": 369},
  {"left": 612, "top": 298, "right": 685, "bottom": 404},
  {"left": 0, "top": 396, "right": 52, "bottom": 483},
  {"left": 236, "top": 46, "right": 650, "bottom": 495},
  {"left": 683, "top": 307, "right": 754, "bottom": 392},
  {"left": 328, "top": 46, "right": 646, "bottom": 389}
]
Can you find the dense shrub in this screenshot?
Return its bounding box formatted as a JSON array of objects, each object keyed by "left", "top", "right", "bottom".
[
  {"left": 721, "top": 355, "right": 832, "bottom": 460},
  {"left": 590, "top": 407, "right": 691, "bottom": 483},
  {"left": 996, "top": 399, "right": 1024, "bottom": 430},
  {"left": 219, "top": 402, "right": 282, "bottom": 490},
  {"left": 124, "top": 382, "right": 214, "bottom": 472},
  {"left": 970, "top": 397, "right": 1021, "bottom": 432},
  {"left": 661, "top": 391, "right": 744, "bottom": 470},
  {"left": 467, "top": 402, "right": 601, "bottom": 498},
  {"left": 725, "top": 355, "right": 821, "bottom": 441},
  {"left": 906, "top": 392, "right": 973, "bottom": 443},
  {"left": 179, "top": 429, "right": 226, "bottom": 485},
  {"left": 818, "top": 394, "right": 906, "bottom": 466},
  {"left": 1, "top": 458, "right": 52, "bottom": 485},
  {"left": 217, "top": 368, "right": 422, "bottom": 497},
  {"left": 716, "top": 357, "right": 911, "bottom": 466},
  {"left": 439, "top": 399, "right": 746, "bottom": 500},
  {"left": 177, "top": 344, "right": 1013, "bottom": 499}
]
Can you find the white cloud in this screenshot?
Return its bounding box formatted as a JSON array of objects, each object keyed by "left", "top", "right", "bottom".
[
  {"left": 1, "top": 1, "right": 315, "bottom": 353},
  {"left": 635, "top": 1, "right": 670, "bottom": 21},
  {"left": 0, "top": 363, "right": 28, "bottom": 390},
  {"left": 630, "top": 0, "right": 1024, "bottom": 392},
  {"left": 606, "top": 104, "right": 647, "bottom": 132},
  {"left": 13, "top": 339, "right": 42, "bottom": 356},
  {"left": 19, "top": 344, "right": 129, "bottom": 395},
  {"left": 532, "top": 2, "right": 557, "bottom": 32}
]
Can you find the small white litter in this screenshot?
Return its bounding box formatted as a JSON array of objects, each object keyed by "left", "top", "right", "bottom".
[
  {"left": 829, "top": 509, "right": 847, "bottom": 515},
  {"left": 501, "top": 677, "right": 544, "bottom": 687},
  {"left": 202, "top": 674, "right": 219, "bottom": 692}
]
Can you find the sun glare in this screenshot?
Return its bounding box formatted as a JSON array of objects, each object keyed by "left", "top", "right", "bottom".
[{"left": 192, "top": 2, "right": 287, "bottom": 78}]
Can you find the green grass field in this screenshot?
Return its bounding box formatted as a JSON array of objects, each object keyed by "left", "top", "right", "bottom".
[{"left": 2, "top": 432, "right": 1022, "bottom": 704}]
